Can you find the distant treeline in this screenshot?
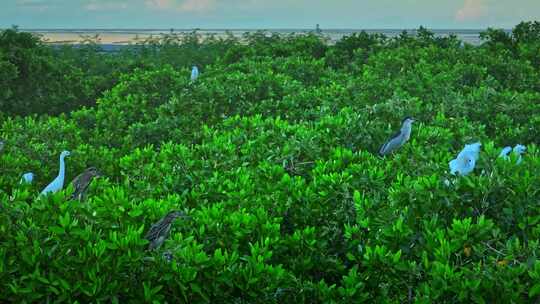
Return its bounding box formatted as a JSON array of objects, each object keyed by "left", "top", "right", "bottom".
[{"left": 1, "top": 22, "right": 539, "bottom": 117}]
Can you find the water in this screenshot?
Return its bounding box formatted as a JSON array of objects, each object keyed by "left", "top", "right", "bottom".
[{"left": 23, "top": 28, "right": 501, "bottom": 48}]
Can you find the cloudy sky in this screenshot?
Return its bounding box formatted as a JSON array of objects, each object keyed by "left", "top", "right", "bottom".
[{"left": 2, "top": 0, "right": 539, "bottom": 29}]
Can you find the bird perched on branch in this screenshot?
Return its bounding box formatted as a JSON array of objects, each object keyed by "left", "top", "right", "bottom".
[
  {"left": 69, "top": 167, "right": 101, "bottom": 201},
  {"left": 499, "top": 144, "right": 526, "bottom": 164},
  {"left": 499, "top": 146, "right": 512, "bottom": 159},
  {"left": 40, "top": 151, "right": 70, "bottom": 196},
  {"left": 191, "top": 66, "right": 199, "bottom": 82},
  {"left": 379, "top": 117, "right": 415, "bottom": 156},
  {"left": 513, "top": 145, "right": 526, "bottom": 164},
  {"left": 20, "top": 172, "right": 34, "bottom": 184},
  {"left": 145, "top": 210, "right": 190, "bottom": 250},
  {"left": 449, "top": 142, "right": 481, "bottom": 176}
]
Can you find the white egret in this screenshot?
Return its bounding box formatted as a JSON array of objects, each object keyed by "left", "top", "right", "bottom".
[
  {"left": 20, "top": 172, "right": 34, "bottom": 184},
  {"left": 460, "top": 142, "right": 481, "bottom": 160},
  {"left": 499, "top": 144, "right": 526, "bottom": 164},
  {"left": 449, "top": 142, "right": 481, "bottom": 176},
  {"left": 513, "top": 144, "right": 526, "bottom": 164},
  {"left": 40, "top": 151, "right": 71, "bottom": 196},
  {"left": 190, "top": 66, "right": 199, "bottom": 82},
  {"left": 498, "top": 146, "right": 513, "bottom": 159}
]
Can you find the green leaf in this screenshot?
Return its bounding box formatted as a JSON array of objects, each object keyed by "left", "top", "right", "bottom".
[
  {"left": 530, "top": 283, "right": 540, "bottom": 298},
  {"left": 128, "top": 209, "right": 143, "bottom": 217},
  {"left": 49, "top": 226, "right": 65, "bottom": 235}
]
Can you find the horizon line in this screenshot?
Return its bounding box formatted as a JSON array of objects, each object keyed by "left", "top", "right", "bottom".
[{"left": 5, "top": 27, "right": 511, "bottom": 31}]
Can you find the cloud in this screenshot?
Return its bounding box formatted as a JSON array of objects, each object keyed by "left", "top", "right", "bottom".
[
  {"left": 145, "top": 0, "right": 171, "bottom": 9},
  {"left": 16, "top": 0, "right": 48, "bottom": 5},
  {"left": 15, "top": 0, "right": 52, "bottom": 11},
  {"left": 145, "top": 0, "right": 217, "bottom": 12},
  {"left": 455, "top": 0, "right": 486, "bottom": 21},
  {"left": 83, "top": 1, "right": 128, "bottom": 11}
]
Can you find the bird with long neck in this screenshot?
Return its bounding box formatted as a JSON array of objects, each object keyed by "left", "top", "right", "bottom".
[
  {"left": 499, "top": 146, "right": 513, "bottom": 159},
  {"left": 513, "top": 145, "right": 526, "bottom": 164},
  {"left": 40, "top": 150, "right": 71, "bottom": 196},
  {"left": 20, "top": 172, "right": 34, "bottom": 185},
  {"left": 499, "top": 144, "right": 526, "bottom": 164}
]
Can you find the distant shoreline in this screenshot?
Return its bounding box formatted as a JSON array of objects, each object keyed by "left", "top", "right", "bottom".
[
  {"left": 14, "top": 27, "right": 505, "bottom": 31},
  {"left": 11, "top": 28, "right": 506, "bottom": 45}
]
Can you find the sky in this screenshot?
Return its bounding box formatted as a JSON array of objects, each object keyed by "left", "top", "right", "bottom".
[{"left": 2, "top": 0, "right": 540, "bottom": 29}]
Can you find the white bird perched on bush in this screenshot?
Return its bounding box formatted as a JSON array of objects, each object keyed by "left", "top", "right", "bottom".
[
  {"left": 191, "top": 66, "right": 199, "bottom": 82},
  {"left": 449, "top": 142, "right": 481, "bottom": 176},
  {"left": 40, "top": 150, "right": 71, "bottom": 196},
  {"left": 499, "top": 144, "right": 526, "bottom": 164},
  {"left": 513, "top": 144, "right": 527, "bottom": 164},
  {"left": 499, "top": 146, "right": 512, "bottom": 158},
  {"left": 514, "top": 144, "right": 526, "bottom": 154},
  {"left": 20, "top": 172, "right": 34, "bottom": 184},
  {"left": 379, "top": 117, "right": 415, "bottom": 156},
  {"left": 0, "top": 140, "right": 4, "bottom": 152},
  {"left": 514, "top": 145, "right": 526, "bottom": 164}
]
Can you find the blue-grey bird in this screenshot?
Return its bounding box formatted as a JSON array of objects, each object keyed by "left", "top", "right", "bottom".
[
  {"left": 191, "top": 66, "right": 199, "bottom": 82},
  {"left": 449, "top": 142, "right": 481, "bottom": 176},
  {"left": 20, "top": 172, "right": 34, "bottom": 184},
  {"left": 145, "top": 210, "right": 189, "bottom": 250},
  {"left": 379, "top": 117, "right": 415, "bottom": 156}
]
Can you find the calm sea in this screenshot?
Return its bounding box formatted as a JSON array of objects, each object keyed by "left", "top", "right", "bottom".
[{"left": 23, "top": 28, "right": 509, "bottom": 51}]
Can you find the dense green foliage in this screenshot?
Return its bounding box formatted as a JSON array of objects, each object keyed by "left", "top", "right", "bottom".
[{"left": 1, "top": 23, "right": 540, "bottom": 302}]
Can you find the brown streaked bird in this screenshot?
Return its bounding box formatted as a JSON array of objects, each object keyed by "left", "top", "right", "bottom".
[
  {"left": 69, "top": 167, "right": 101, "bottom": 201},
  {"left": 145, "top": 210, "right": 189, "bottom": 251}
]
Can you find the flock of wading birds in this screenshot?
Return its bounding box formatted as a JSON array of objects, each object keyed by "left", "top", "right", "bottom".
[{"left": 0, "top": 67, "right": 529, "bottom": 253}]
